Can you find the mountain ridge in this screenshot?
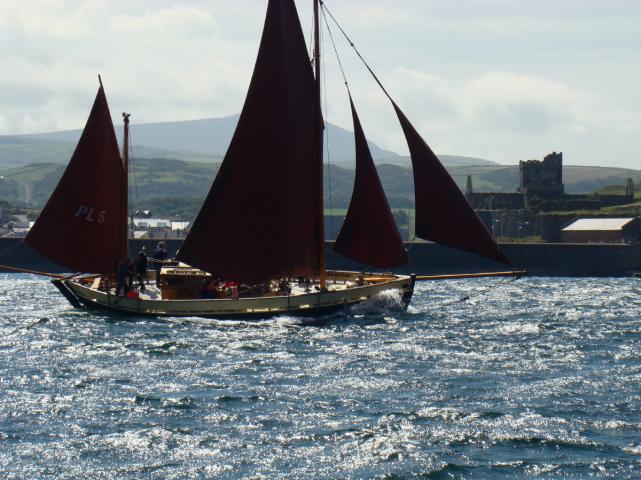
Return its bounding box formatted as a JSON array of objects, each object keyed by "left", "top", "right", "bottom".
[{"left": 1, "top": 116, "right": 499, "bottom": 169}]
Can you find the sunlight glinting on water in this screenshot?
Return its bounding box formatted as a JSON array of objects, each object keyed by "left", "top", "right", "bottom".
[{"left": 1, "top": 274, "right": 640, "bottom": 478}]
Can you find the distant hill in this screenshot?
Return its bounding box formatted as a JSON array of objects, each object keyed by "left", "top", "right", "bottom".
[
  {"left": 0, "top": 134, "right": 222, "bottom": 169},
  {"left": 1, "top": 115, "right": 501, "bottom": 170},
  {"left": 375, "top": 154, "right": 498, "bottom": 168},
  {"left": 2, "top": 115, "right": 641, "bottom": 215},
  {"left": 2, "top": 157, "right": 640, "bottom": 218},
  {"left": 4, "top": 115, "right": 399, "bottom": 167}
]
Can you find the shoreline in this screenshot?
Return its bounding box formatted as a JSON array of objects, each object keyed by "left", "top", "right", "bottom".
[{"left": 0, "top": 238, "right": 638, "bottom": 277}]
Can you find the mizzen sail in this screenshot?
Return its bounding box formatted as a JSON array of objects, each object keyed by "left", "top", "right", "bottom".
[
  {"left": 334, "top": 98, "right": 408, "bottom": 268},
  {"left": 177, "top": 0, "right": 321, "bottom": 285},
  {"left": 25, "top": 84, "right": 127, "bottom": 274}
]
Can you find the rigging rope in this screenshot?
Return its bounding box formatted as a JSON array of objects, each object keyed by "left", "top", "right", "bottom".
[
  {"left": 320, "top": 17, "right": 335, "bottom": 240},
  {"left": 425, "top": 275, "right": 523, "bottom": 309},
  {"left": 321, "top": 5, "right": 349, "bottom": 92},
  {"left": 320, "top": 1, "right": 395, "bottom": 104}
]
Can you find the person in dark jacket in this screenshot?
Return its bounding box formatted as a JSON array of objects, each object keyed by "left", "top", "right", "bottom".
[
  {"left": 135, "top": 248, "right": 148, "bottom": 291},
  {"left": 126, "top": 258, "right": 135, "bottom": 292},
  {"left": 151, "top": 242, "right": 168, "bottom": 287}
]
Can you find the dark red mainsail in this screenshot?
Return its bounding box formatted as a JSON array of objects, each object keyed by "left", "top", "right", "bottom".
[
  {"left": 177, "top": 0, "right": 321, "bottom": 285},
  {"left": 25, "top": 85, "right": 126, "bottom": 274},
  {"left": 392, "top": 102, "right": 511, "bottom": 265},
  {"left": 334, "top": 97, "right": 408, "bottom": 268}
]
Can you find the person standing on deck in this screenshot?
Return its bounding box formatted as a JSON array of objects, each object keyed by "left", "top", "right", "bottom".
[
  {"left": 151, "top": 242, "right": 168, "bottom": 287},
  {"left": 135, "top": 248, "right": 148, "bottom": 291}
]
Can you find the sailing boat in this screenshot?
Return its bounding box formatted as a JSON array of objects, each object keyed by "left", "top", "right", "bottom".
[{"left": 22, "top": 0, "right": 512, "bottom": 318}]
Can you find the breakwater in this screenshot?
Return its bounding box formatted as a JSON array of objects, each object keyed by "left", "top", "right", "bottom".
[{"left": 0, "top": 238, "right": 638, "bottom": 276}]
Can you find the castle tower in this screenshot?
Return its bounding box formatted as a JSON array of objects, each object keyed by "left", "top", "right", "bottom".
[{"left": 518, "top": 151, "right": 564, "bottom": 197}]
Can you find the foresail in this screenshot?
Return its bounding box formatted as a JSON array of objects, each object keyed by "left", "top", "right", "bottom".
[
  {"left": 334, "top": 98, "right": 408, "bottom": 268},
  {"left": 177, "top": 0, "right": 321, "bottom": 285},
  {"left": 392, "top": 103, "right": 512, "bottom": 266},
  {"left": 24, "top": 85, "right": 126, "bottom": 274}
]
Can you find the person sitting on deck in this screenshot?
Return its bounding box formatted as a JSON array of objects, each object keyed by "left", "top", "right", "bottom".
[
  {"left": 151, "top": 242, "right": 168, "bottom": 287},
  {"left": 201, "top": 278, "right": 219, "bottom": 299},
  {"left": 278, "top": 279, "right": 291, "bottom": 295}
]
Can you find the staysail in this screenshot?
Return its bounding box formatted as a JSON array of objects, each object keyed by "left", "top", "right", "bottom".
[
  {"left": 334, "top": 97, "right": 408, "bottom": 268},
  {"left": 177, "top": 0, "right": 321, "bottom": 285},
  {"left": 25, "top": 84, "right": 127, "bottom": 274},
  {"left": 392, "top": 102, "right": 511, "bottom": 265}
]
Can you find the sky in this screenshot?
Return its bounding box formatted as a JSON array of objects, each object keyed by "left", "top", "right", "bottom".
[{"left": 1, "top": 0, "right": 640, "bottom": 168}]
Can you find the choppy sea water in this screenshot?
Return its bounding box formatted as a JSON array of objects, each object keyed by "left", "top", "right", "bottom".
[{"left": 1, "top": 274, "right": 640, "bottom": 479}]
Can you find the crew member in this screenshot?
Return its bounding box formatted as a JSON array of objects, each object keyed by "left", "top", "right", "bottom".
[
  {"left": 135, "top": 248, "right": 148, "bottom": 291},
  {"left": 151, "top": 241, "right": 168, "bottom": 287}
]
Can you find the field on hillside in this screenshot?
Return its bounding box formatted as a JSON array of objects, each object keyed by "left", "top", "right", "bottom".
[{"left": 2, "top": 136, "right": 640, "bottom": 216}]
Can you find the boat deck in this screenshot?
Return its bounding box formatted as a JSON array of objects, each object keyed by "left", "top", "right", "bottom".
[{"left": 124, "top": 277, "right": 360, "bottom": 302}]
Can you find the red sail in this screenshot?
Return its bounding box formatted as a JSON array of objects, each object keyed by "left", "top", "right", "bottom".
[
  {"left": 392, "top": 103, "right": 512, "bottom": 265},
  {"left": 334, "top": 98, "right": 408, "bottom": 268},
  {"left": 177, "top": 0, "right": 321, "bottom": 285},
  {"left": 25, "top": 86, "right": 126, "bottom": 274}
]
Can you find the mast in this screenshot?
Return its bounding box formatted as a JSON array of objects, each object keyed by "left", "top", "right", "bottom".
[
  {"left": 314, "top": 0, "right": 326, "bottom": 288},
  {"left": 122, "top": 112, "right": 131, "bottom": 263}
]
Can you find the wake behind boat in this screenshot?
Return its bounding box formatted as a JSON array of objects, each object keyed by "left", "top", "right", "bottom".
[{"left": 15, "top": 0, "right": 513, "bottom": 318}]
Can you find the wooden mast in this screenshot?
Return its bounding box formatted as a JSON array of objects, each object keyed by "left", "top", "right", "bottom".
[
  {"left": 314, "top": 0, "right": 326, "bottom": 289},
  {"left": 122, "top": 112, "right": 131, "bottom": 263}
]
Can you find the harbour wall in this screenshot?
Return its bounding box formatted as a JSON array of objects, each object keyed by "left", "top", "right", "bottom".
[{"left": 0, "top": 238, "right": 638, "bottom": 277}]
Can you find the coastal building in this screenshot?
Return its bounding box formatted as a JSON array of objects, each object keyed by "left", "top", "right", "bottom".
[
  {"left": 1, "top": 215, "right": 33, "bottom": 238},
  {"left": 131, "top": 218, "right": 190, "bottom": 240},
  {"left": 561, "top": 217, "right": 640, "bottom": 244}
]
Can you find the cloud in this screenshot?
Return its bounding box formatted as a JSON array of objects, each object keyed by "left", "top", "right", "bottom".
[
  {"left": 1, "top": 0, "right": 640, "bottom": 168},
  {"left": 341, "top": 66, "right": 625, "bottom": 164},
  {"left": 465, "top": 71, "right": 591, "bottom": 135},
  {"left": 109, "top": 7, "right": 221, "bottom": 35},
  {"left": 0, "top": 0, "right": 254, "bottom": 133}
]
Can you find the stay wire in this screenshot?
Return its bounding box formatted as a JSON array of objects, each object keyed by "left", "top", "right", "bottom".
[
  {"left": 320, "top": 13, "right": 335, "bottom": 242},
  {"left": 321, "top": 5, "right": 349, "bottom": 93},
  {"left": 321, "top": 1, "right": 394, "bottom": 103},
  {"left": 426, "top": 275, "right": 523, "bottom": 310}
]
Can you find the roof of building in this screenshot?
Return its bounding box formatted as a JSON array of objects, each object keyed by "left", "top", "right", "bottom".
[
  {"left": 562, "top": 218, "right": 637, "bottom": 232},
  {"left": 132, "top": 218, "right": 189, "bottom": 230},
  {"left": 133, "top": 218, "right": 171, "bottom": 229}
]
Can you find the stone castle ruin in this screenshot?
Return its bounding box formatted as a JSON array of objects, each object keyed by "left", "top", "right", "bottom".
[
  {"left": 465, "top": 151, "right": 635, "bottom": 239},
  {"left": 467, "top": 151, "right": 634, "bottom": 213},
  {"left": 518, "top": 152, "right": 564, "bottom": 197}
]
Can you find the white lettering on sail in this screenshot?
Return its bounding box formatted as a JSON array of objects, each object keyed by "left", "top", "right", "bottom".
[
  {"left": 75, "top": 205, "right": 89, "bottom": 217},
  {"left": 75, "top": 205, "right": 106, "bottom": 224}
]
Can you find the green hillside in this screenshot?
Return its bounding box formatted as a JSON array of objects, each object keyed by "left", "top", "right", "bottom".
[{"left": 2, "top": 156, "right": 640, "bottom": 218}]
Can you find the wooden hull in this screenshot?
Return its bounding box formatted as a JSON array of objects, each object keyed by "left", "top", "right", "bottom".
[{"left": 62, "top": 270, "right": 415, "bottom": 319}]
